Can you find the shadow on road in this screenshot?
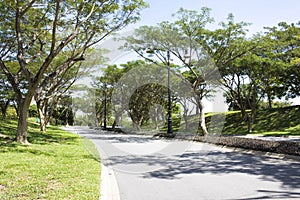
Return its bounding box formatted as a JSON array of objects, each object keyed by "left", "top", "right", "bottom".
[
  {"left": 232, "top": 189, "right": 300, "bottom": 199},
  {"left": 72, "top": 127, "right": 300, "bottom": 199}
]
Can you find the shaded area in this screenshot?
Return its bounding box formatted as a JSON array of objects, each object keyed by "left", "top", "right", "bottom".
[
  {"left": 0, "top": 118, "right": 80, "bottom": 156},
  {"left": 82, "top": 129, "right": 300, "bottom": 190},
  {"left": 80, "top": 128, "right": 300, "bottom": 199},
  {"left": 102, "top": 147, "right": 300, "bottom": 189},
  {"left": 232, "top": 190, "right": 300, "bottom": 200}
]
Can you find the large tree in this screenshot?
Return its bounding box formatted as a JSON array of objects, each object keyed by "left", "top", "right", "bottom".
[
  {"left": 0, "top": 0, "right": 147, "bottom": 144},
  {"left": 264, "top": 22, "right": 300, "bottom": 99},
  {"left": 123, "top": 8, "right": 216, "bottom": 135}
]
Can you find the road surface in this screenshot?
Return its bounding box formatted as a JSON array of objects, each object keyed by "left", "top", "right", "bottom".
[{"left": 66, "top": 127, "right": 300, "bottom": 200}]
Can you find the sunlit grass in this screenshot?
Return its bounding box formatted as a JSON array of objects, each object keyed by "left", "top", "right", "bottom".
[
  {"left": 0, "top": 117, "right": 100, "bottom": 199},
  {"left": 221, "top": 106, "right": 300, "bottom": 136},
  {"left": 166, "top": 106, "right": 300, "bottom": 136}
]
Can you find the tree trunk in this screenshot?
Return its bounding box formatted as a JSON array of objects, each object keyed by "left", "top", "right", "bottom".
[
  {"left": 183, "top": 114, "right": 189, "bottom": 130},
  {"left": 154, "top": 117, "right": 159, "bottom": 130},
  {"left": 45, "top": 98, "right": 58, "bottom": 126},
  {"left": 247, "top": 112, "right": 254, "bottom": 133},
  {"left": 37, "top": 100, "right": 46, "bottom": 133},
  {"left": 198, "top": 99, "right": 208, "bottom": 136},
  {"left": 13, "top": 103, "right": 19, "bottom": 117},
  {"left": 247, "top": 118, "right": 252, "bottom": 133},
  {"left": 112, "top": 111, "right": 122, "bottom": 129},
  {"left": 16, "top": 97, "right": 31, "bottom": 144},
  {"left": 112, "top": 120, "right": 116, "bottom": 129},
  {"left": 65, "top": 109, "right": 69, "bottom": 126},
  {"left": 0, "top": 100, "right": 9, "bottom": 117},
  {"left": 267, "top": 92, "right": 272, "bottom": 109}
]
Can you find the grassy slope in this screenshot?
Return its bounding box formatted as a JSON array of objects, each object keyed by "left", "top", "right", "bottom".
[
  {"left": 142, "top": 105, "right": 300, "bottom": 136},
  {"left": 209, "top": 105, "right": 300, "bottom": 136},
  {"left": 0, "top": 118, "right": 100, "bottom": 199}
]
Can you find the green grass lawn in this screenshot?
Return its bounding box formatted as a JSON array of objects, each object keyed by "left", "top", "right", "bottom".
[
  {"left": 0, "top": 118, "right": 100, "bottom": 199},
  {"left": 135, "top": 105, "right": 300, "bottom": 136},
  {"left": 211, "top": 105, "right": 300, "bottom": 136}
]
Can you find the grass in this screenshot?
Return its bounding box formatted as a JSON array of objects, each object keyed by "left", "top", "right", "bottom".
[
  {"left": 0, "top": 118, "right": 100, "bottom": 199},
  {"left": 213, "top": 105, "right": 300, "bottom": 136}
]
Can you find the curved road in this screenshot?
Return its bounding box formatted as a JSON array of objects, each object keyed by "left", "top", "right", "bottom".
[{"left": 66, "top": 127, "right": 300, "bottom": 200}]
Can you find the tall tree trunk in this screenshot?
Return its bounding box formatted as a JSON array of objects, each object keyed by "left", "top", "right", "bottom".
[
  {"left": 112, "top": 111, "right": 121, "bottom": 129},
  {"left": 65, "top": 109, "right": 69, "bottom": 126},
  {"left": 0, "top": 100, "right": 9, "bottom": 117},
  {"left": 198, "top": 99, "right": 208, "bottom": 136},
  {"left": 13, "top": 103, "right": 19, "bottom": 117},
  {"left": 183, "top": 114, "right": 189, "bottom": 130},
  {"left": 247, "top": 114, "right": 253, "bottom": 133},
  {"left": 45, "top": 98, "right": 58, "bottom": 125},
  {"left": 154, "top": 116, "right": 159, "bottom": 130},
  {"left": 247, "top": 109, "right": 256, "bottom": 133},
  {"left": 267, "top": 92, "right": 272, "bottom": 109},
  {"left": 16, "top": 97, "right": 32, "bottom": 144},
  {"left": 37, "top": 100, "right": 46, "bottom": 133}
]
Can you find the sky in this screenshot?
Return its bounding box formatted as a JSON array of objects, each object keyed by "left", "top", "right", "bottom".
[
  {"left": 125, "top": 0, "right": 300, "bottom": 36},
  {"left": 112, "top": 0, "right": 300, "bottom": 64}
]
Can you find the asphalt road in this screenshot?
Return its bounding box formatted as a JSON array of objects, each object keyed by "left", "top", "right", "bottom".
[{"left": 66, "top": 127, "right": 300, "bottom": 200}]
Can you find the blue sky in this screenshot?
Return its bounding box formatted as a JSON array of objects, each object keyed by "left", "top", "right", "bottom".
[{"left": 125, "top": 0, "right": 300, "bottom": 36}]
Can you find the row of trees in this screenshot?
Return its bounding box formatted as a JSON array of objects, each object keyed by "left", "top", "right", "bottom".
[
  {"left": 0, "top": 0, "right": 147, "bottom": 144},
  {"left": 90, "top": 8, "right": 300, "bottom": 135},
  {"left": 1, "top": 2, "right": 299, "bottom": 141}
]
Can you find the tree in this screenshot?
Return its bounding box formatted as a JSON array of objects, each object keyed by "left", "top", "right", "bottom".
[
  {"left": 0, "top": 0, "right": 147, "bottom": 144},
  {"left": 199, "top": 14, "right": 261, "bottom": 132},
  {"left": 123, "top": 8, "right": 224, "bottom": 135},
  {"left": 263, "top": 22, "right": 300, "bottom": 99},
  {"left": 34, "top": 49, "right": 98, "bottom": 132}
]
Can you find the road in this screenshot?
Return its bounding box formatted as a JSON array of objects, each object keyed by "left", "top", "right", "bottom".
[{"left": 66, "top": 127, "right": 300, "bottom": 200}]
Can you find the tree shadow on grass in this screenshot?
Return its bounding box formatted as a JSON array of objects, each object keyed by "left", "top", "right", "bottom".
[
  {"left": 28, "top": 130, "right": 79, "bottom": 145},
  {"left": 0, "top": 122, "right": 79, "bottom": 158}
]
